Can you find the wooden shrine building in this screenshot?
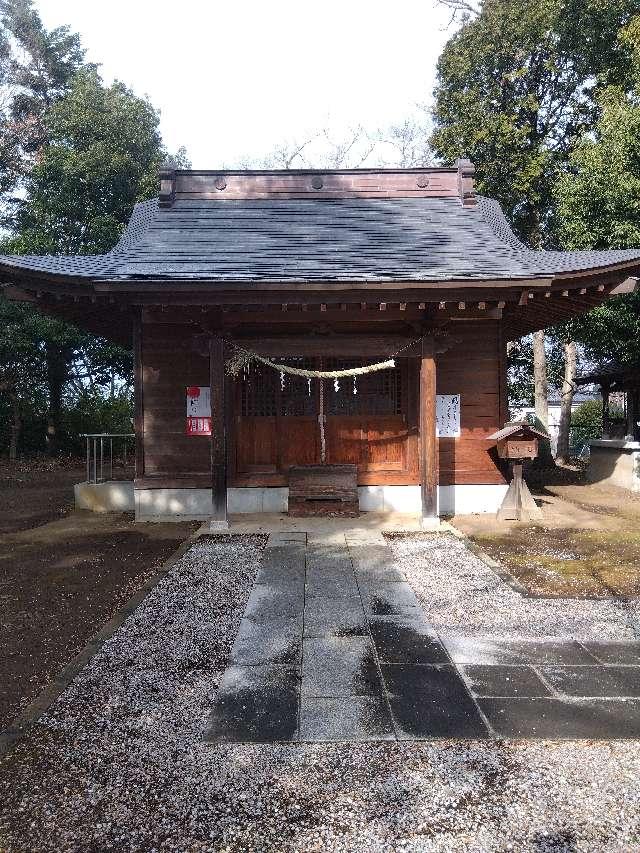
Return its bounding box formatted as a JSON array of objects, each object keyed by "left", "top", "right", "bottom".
[{"left": 2, "top": 161, "right": 639, "bottom": 525}]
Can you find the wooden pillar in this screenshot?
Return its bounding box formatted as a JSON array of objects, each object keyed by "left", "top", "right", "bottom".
[
  {"left": 132, "top": 311, "right": 144, "bottom": 481},
  {"left": 209, "top": 336, "right": 228, "bottom": 529},
  {"left": 419, "top": 337, "right": 438, "bottom": 523},
  {"left": 602, "top": 383, "right": 610, "bottom": 438}
]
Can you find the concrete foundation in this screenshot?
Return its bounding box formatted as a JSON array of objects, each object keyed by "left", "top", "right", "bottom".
[
  {"left": 76, "top": 482, "right": 509, "bottom": 520},
  {"left": 587, "top": 440, "right": 640, "bottom": 493},
  {"left": 74, "top": 480, "right": 135, "bottom": 513},
  {"left": 131, "top": 484, "right": 508, "bottom": 520}
]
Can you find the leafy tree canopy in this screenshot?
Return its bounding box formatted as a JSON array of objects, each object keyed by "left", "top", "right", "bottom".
[
  {"left": 554, "top": 18, "right": 640, "bottom": 363},
  {"left": 0, "top": 10, "right": 189, "bottom": 456},
  {"left": 431, "top": 0, "right": 640, "bottom": 245},
  {"left": 0, "top": 0, "right": 87, "bottom": 198},
  {"left": 5, "top": 69, "right": 167, "bottom": 255}
]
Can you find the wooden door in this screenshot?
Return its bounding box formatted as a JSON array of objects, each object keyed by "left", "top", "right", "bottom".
[
  {"left": 232, "top": 357, "right": 416, "bottom": 486},
  {"left": 234, "top": 359, "right": 319, "bottom": 485}
]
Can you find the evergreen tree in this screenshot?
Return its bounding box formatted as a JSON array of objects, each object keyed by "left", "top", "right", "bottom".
[
  {"left": 431, "top": 0, "right": 640, "bottom": 245},
  {"left": 555, "top": 20, "right": 640, "bottom": 365}
]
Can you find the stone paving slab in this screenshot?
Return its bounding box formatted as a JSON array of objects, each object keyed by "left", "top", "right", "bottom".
[
  {"left": 230, "top": 618, "right": 302, "bottom": 666},
  {"left": 540, "top": 665, "right": 640, "bottom": 698},
  {"left": 353, "top": 563, "right": 407, "bottom": 584},
  {"left": 256, "top": 547, "right": 306, "bottom": 583},
  {"left": 207, "top": 534, "right": 640, "bottom": 743},
  {"left": 205, "top": 665, "right": 299, "bottom": 743},
  {"left": 348, "top": 544, "right": 396, "bottom": 570},
  {"left": 369, "top": 614, "right": 449, "bottom": 665},
  {"left": 441, "top": 635, "right": 600, "bottom": 666},
  {"left": 301, "top": 637, "right": 381, "bottom": 697},
  {"left": 303, "top": 596, "right": 368, "bottom": 637},
  {"left": 382, "top": 664, "right": 489, "bottom": 740},
  {"left": 254, "top": 570, "right": 306, "bottom": 592},
  {"left": 460, "top": 664, "right": 552, "bottom": 698},
  {"left": 306, "top": 573, "right": 359, "bottom": 598},
  {"left": 362, "top": 582, "right": 421, "bottom": 616},
  {"left": 266, "top": 531, "right": 307, "bottom": 547},
  {"left": 244, "top": 585, "right": 304, "bottom": 623},
  {"left": 478, "top": 697, "right": 640, "bottom": 739},
  {"left": 298, "top": 696, "right": 394, "bottom": 741},
  {"left": 581, "top": 641, "right": 640, "bottom": 665}
]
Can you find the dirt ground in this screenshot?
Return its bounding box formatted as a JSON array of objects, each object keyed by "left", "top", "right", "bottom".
[
  {"left": 0, "top": 460, "right": 197, "bottom": 729},
  {"left": 453, "top": 469, "right": 640, "bottom": 598}
]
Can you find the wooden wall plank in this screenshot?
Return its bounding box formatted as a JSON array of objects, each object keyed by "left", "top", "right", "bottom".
[{"left": 437, "top": 321, "right": 506, "bottom": 486}]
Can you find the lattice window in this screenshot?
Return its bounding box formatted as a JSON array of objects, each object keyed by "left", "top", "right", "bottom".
[
  {"left": 325, "top": 359, "right": 403, "bottom": 416},
  {"left": 239, "top": 357, "right": 403, "bottom": 417},
  {"left": 279, "top": 358, "right": 316, "bottom": 416},
  {"left": 239, "top": 358, "right": 317, "bottom": 416},
  {"left": 240, "top": 363, "right": 278, "bottom": 416}
]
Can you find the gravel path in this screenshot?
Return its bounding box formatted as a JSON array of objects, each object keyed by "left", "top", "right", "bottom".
[
  {"left": 2, "top": 532, "right": 640, "bottom": 851},
  {"left": 391, "top": 533, "right": 640, "bottom": 641}
]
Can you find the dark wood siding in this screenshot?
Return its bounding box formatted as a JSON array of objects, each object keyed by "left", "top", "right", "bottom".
[
  {"left": 437, "top": 321, "right": 506, "bottom": 485},
  {"left": 139, "top": 324, "right": 210, "bottom": 483},
  {"left": 138, "top": 320, "right": 506, "bottom": 490}
]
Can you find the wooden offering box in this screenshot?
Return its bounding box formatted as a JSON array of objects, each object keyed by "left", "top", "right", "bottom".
[
  {"left": 490, "top": 422, "right": 546, "bottom": 461},
  {"left": 288, "top": 464, "right": 359, "bottom": 517},
  {"left": 497, "top": 437, "right": 538, "bottom": 460}
]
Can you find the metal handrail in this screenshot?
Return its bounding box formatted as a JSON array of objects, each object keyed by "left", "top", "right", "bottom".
[{"left": 80, "top": 433, "right": 135, "bottom": 484}]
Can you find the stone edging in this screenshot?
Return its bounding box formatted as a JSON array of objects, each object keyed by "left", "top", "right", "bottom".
[{"left": 0, "top": 533, "right": 199, "bottom": 760}]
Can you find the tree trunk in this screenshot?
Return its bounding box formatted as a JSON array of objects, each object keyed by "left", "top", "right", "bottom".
[
  {"left": 9, "top": 389, "right": 20, "bottom": 462},
  {"left": 533, "top": 330, "right": 548, "bottom": 431},
  {"left": 556, "top": 341, "right": 577, "bottom": 464},
  {"left": 45, "top": 343, "right": 70, "bottom": 456}
]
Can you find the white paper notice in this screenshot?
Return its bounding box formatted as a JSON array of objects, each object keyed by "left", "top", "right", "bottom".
[
  {"left": 436, "top": 394, "right": 461, "bottom": 438},
  {"left": 186, "top": 386, "right": 211, "bottom": 436},
  {"left": 186, "top": 386, "right": 211, "bottom": 418}
]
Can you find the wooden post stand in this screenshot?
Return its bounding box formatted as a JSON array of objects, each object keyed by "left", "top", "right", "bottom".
[
  {"left": 497, "top": 460, "right": 542, "bottom": 522},
  {"left": 209, "top": 336, "right": 229, "bottom": 530},
  {"left": 489, "top": 422, "right": 546, "bottom": 523}
]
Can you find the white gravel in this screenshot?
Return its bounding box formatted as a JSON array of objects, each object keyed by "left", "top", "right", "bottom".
[
  {"left": 2, "top": 532, "right": 640, "bottom": 851},
  {"left": 391, "top": 533, "right": 640, "bottom": 641}
]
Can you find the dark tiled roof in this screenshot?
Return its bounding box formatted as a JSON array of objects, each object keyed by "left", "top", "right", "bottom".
[
  {"left": 3, "top": 195, "right": 640, "bottom": 283},
  {"left": 577, "top": 362, "right": 640, "bottom": 385}
]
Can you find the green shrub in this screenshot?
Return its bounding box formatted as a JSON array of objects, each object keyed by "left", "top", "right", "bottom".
[{"left": 59, "top": 391, "right": 134, "bottom": 455}]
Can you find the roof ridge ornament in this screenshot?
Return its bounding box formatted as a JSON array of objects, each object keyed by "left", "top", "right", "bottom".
[
  {"left": 158, "top": 163, "right": 176, "bottom": 208},
  {"left": 456, "top": 157, "right": 476, "bottom": 207}
]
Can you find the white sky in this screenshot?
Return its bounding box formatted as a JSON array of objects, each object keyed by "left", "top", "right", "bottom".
[{"left": 38, "top": 0, "right": 452, "bottom": 168}]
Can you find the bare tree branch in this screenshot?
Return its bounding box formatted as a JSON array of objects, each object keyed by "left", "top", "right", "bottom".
[
  {"left": 241, "top": 116, "right": 432, "bottom": 170},
  {"left": 436, "top": 0, "right": 481, "bottom": 26}
]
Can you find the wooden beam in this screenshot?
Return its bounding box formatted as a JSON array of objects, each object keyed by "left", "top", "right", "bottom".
[
  {"left": 227, "top": 334, "right": 418, "bottom": 357},
  {"left": 610, "top": 276, "right": 639, "bottom": 296},
  {"left": 209, "top": 336, "right": 228, "bottom": 529},
  {"left": 419, "top": 337, "right": 438, "bottom": 522},
  {"left": 2, "top": 284, "right": 37, "bottom": 302}
]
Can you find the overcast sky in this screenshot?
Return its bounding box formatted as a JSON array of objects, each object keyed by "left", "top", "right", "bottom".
[{"left": 38, "top": 0, "right": 453, "bottom": 168}]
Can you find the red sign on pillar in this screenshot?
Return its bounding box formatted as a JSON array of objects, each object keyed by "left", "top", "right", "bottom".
[{"left": 186, "top": 386, "right": 211, "bottom": 435}]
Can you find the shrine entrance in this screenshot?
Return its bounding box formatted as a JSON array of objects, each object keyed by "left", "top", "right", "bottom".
[{"left": 230, "top": 357, "right": 420, "bottom": 489}]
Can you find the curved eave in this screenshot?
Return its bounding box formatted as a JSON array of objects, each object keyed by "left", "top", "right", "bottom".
[{"left": 2, "top": 253, "right": 640, "bottom": 290}]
